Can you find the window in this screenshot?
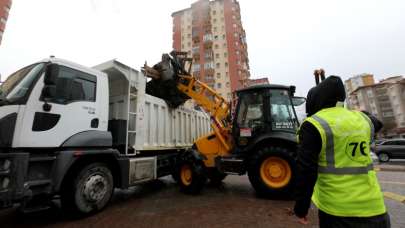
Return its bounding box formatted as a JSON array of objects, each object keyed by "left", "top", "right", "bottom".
[
  {"left": 215, "top": 44, "right": 219, "bottom": 49},
  {"left": 270, "top": 90, "right": 298, "bottom": 130},
  {"left": 187, "top": 33, "right": 191, "bottom": 38},
  {"left": 213, "top": 27, "right": 217, "bottom": 32},
  {"left": 192, "top": 64, "right": 201, "bottom": 72},
  {"left": 226, "top": 82, "right": 230, "bottom": 88},
  {"left": 237, "top": 93, "right": 264, "bottom": 129},
  {"left": 225, "top": 62, "right": 228, "bottom": 67},
  {"left": 50, "top": 66, "right": 97, "bottom": 104},
  {"left": 222, "top": 34, "right": 226, "bottom": 39},
  {"left": 216, "top": 63, "right": 220, "bottom": 68},
  {"left": 214, "top": 35, "right": 218, "bottom": 40},
  {"left": 223, "top": 43, "right": 227, "bottom": 48},
  {"left": 204, "top": 62, "right": 214, "bottom": 69},
  {"left": 216, "top": 73, "right": 221, "bottom": 78},
  {"left": 2, "top": 63, "right": 45, "bottom": 103},
  {"left": 215, "top": 53, "right": 220, "bottom": 58},
  {"left": 217, "top": 83, "right": 222, "bottom": 88},
  {"left": 224, "top": 52, "right": 228, "bottom": 57},
  {"left": 213, "top": 18, "right": 217, "bottom": 23},
  {"left": 212, "top": 10, "right": 216, "bottom": 15}
]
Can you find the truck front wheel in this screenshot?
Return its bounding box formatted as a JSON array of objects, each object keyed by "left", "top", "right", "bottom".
[
  {"left": 248, "top": 146, "right": 295, "bottom": 198},
  {"left": 61, "top": 163, "right": 114, "bottom": 217}
]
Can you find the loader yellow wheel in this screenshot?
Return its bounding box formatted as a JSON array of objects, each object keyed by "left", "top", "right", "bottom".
[
  {"left": 180, "top": 164, "right": 193, "bottom": 186},
  {"left": 260, "top": 157, "right": 292, "bottom": 189}
]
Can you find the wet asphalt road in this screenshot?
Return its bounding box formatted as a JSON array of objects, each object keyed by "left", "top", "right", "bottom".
[{"left": 0, "top": 162, "right": 404, "bottom": 228}]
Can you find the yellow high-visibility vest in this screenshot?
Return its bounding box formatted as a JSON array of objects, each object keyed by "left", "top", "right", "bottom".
[{"left": 302, "top": 107, "right": 386, "bottom": 217}]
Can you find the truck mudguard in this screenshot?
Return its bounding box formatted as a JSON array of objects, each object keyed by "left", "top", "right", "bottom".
[{"left": 61, "top": 130, "right": 112, "bottom": 148}]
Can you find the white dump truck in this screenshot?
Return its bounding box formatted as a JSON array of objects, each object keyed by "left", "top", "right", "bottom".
[{"left": 0, "top": 57, "right": 210, "bottom": 215}]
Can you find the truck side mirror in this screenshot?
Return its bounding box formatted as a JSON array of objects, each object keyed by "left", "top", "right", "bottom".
[
  {"left": 292, "top": 97, "right": 306, "bottom": 106},
  {"left": 44, "top": 63, "right": 59, "bottom": 85},
  {"left": 41, "top": 85, "right": 56, "bottom": 99}
]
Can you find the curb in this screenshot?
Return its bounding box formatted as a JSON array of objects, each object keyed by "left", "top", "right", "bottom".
[
  {"left": 375, "top": 165, "right": 405, "bottom": 172},
  {"left": 384, "top": 192, "right": 405, "bottom": 203}
]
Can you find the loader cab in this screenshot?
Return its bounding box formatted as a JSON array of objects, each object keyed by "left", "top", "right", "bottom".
[{"left": 232, "top": 85, "right": 301, "bottom": 148}]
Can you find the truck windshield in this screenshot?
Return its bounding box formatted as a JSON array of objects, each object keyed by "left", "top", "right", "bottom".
[
  {"left": 0, "top": 63, "right": 45, "bottom": 103},
  {"left": 270, "top": 90, "right": 299, "bottom": 131}
]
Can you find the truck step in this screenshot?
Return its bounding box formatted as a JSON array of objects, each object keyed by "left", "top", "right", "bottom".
[
  {"left": 216, "top": 156, "right": 245, "bottom": 175},
  {"left": 26, "top": 179, "right": 52, "bottom": 187},
  {"left": 29, "top": 156, "right": 56, "bottom": 162}
]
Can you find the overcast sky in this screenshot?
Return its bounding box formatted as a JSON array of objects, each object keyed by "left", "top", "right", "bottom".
[{"left": 0, "top": 0, "right": 404, "bottom": 96}]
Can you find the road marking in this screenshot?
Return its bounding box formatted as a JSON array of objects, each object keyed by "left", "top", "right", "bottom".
[
  {"left": 374, "top": 167, "right": 381, "bottom": 171},
  {"left": 379, "top": 180, "right": 405, "bottom": 185},
  {"left": 383, "top": 192, "right": 405, "bottom": 203}
]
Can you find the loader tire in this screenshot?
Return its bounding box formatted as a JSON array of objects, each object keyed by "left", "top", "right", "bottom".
[
  {"left": 177, "top": 159, "right": 206, "bottom": 194},
  {"left": 61, "top": 163, "right": 114, "bottom": 217},
  {"left": 248, "top": 146, "right": 296, "bottom": 198}
]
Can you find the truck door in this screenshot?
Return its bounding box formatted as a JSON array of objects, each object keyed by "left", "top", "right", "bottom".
[{"left": 16, "top": 64, "right": 101, "bottom": 148}]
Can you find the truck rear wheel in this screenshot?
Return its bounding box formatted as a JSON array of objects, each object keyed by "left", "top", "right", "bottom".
[
  {"left": 248, "top": 146, "right": 295, "bottom": 198},
  {"left": 178, "top": 161, "right": 206, "bottom": 194},
  {"left": 61, "top": 163, "right": 114, "bottom": 217}
]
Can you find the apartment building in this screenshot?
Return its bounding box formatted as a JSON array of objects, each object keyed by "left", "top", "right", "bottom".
[
  {"left": 0, "top": 0, "right": 11, "bottom": 45},
  {"left": 345, "top": 73, "right": 375, "bottom": 109},
  {"left": 351, "top": 76, "right": 405, "bottom": 137},
  {"left": 172, "top": 0, "right": 250, "bottom": 101},
  {"left": 249, "top": 77, "right": 269, "bottom": 86}
]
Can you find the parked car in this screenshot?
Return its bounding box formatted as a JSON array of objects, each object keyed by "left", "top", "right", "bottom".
[{"left": 374, "top": 139, "right": 405, "bottom": 162}]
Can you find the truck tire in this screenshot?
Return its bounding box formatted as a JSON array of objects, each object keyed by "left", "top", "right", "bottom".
[
  {"left": 207, "top": 168, "right": 227, "bottom": 185},
  {"left": 61, "top": 163, "right": 114, "bottom": 217},
  {"left": 177, "top": 160, "right": 206, "bottom": 194},
  {"left": 248, "top": 146, "right": 296, "bottom": 198}
]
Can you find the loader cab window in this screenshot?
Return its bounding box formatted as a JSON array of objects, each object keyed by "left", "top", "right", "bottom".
[
  {"left": 48, "top": 66, "right": 96, "bottom": 104},
  {"left": 270, "top": 90, "right": 298, "bottom": 131},
  {"left": 236, "top": 93, "right": 264, "bottom": 129}
]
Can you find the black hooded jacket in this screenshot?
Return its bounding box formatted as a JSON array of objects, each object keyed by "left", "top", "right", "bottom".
[{"left": 293, "top": 76, "right": 383, "bottom": 217}]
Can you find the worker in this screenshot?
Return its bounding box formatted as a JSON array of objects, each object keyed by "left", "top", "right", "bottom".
[{"left": 292, "top": 76, "right": 390, "bottom": 227}]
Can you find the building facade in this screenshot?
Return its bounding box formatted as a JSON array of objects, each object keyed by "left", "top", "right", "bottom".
[
  {"left": 249, "top": 77, "right": 269, "bottom": 86},
  {"left": 172, "top": 0, "right": 250, "bottom": 101},
  {"left": 0, "top": 0, "right": 12, "bottom": 45},
  {"left": 350, "top": 76, "right": 405, "bottom": 138},
  {"left": 344, "top": 73, "right": 375, "bottom": 109}
]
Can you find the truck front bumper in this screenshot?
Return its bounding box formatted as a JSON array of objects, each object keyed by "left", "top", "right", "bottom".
[{"left": 0, "top": 153, "right": 29, "bottom": 208}]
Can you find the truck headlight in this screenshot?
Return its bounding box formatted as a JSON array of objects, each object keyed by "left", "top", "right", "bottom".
[
  {"left": 1, "top": 177, "right": 10, "bottom": 189},
  {"left": 2, "top": 159, "right": 11, "bottom": 171}
]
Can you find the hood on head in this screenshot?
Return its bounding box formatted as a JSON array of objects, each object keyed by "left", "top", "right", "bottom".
[{"left": 306, "top": 76, "right": 346, "bottom": 116}]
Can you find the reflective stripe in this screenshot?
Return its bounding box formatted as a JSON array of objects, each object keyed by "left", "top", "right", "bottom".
[
  {"left": 312, "top": 115, "right": 335, "bottom": 167},
  {"left": 358, "top": 112, "right": 375, "bottom": 142},
  {"left": 318, "top": 163, "right": 374, "bottom": 175},
  {"left": 311, "top": 114, "right": 373, "bottom": 175}
]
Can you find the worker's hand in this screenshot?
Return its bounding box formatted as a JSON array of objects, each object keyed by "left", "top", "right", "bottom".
[{"left": 285, "top": 208, "right": 309, "bottom": 225}]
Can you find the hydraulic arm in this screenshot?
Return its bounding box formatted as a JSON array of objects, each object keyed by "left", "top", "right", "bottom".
[{"left": 142, "top": 51, "right": 233, "bottom": 154}]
